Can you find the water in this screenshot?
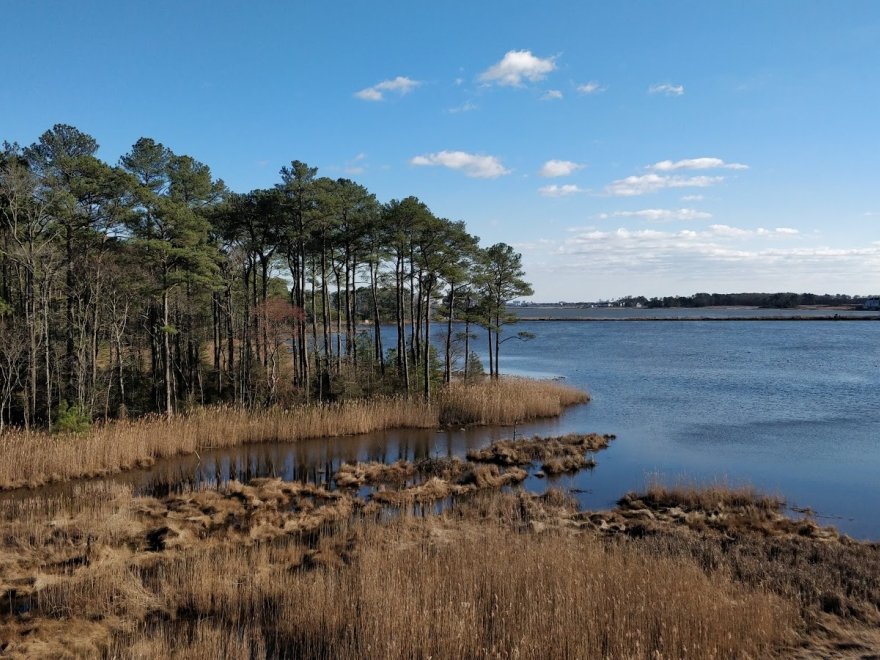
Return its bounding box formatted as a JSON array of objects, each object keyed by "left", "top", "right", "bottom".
[
  {"left": 19, "top": 317, "right": 880, "bottom": 539},
  {"left": 490, "top": 319, "right": 880, "bottom": 539}
]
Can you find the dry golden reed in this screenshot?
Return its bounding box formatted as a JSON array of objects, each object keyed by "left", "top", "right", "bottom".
[
  {"left": 437, "top": 376, "right": 589, "bottom": 425},
  {"left": 0, "top": 484, "right": 798, "bottom": 659},
  {"left": 0, "top": 378, "right": 588, "bottom": 491}
]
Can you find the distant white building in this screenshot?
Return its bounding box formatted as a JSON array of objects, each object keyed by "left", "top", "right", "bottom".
[{"left": 864, "top": 298, "right": 880, "bottom": 310}]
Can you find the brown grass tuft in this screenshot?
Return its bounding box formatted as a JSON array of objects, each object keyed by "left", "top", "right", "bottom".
[
  {"left": 438, "top": 377, "right": 589, "bottom": 426},
  {"left": 637, "top": 479, "right": 785, "bottom": 513},
  {"left": 467, "top": 432, "right": 612, "bottom": 469}
]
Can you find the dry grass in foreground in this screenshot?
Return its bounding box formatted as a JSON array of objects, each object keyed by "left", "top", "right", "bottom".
[
  {"left": 0, "top": 482, "right": 797, "bottom": 659},
  {"left": 0, "top": 378, "right": 588, "bottom": 491}
]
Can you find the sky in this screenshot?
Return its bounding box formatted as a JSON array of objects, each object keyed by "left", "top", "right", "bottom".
[{"left": 3, "top": 0, "right": 879, "bottom": 301}]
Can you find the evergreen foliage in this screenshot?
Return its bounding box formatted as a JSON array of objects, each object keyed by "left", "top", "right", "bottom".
[{"left": 0, "top": 125, "right": 533, "bottom": 428}]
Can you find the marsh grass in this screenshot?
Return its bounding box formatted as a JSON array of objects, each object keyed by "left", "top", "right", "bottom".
[
  {"left": 467, "top": 432, "right": 612, "bottom": 469},
  {"left": 437, "top": 377, "right": 589, "bottom": 426},
  {"left": 0, "top": 484, "right": 798, "bottom": 659},
  {"left": 606, "top": 481, "right": 880, "bottom": 633},
  {"left": 638, "top": 479, "right": 785, "bottom": 513},
  {"left": 0, "top": 378, "right": 588, "bottom": 491}
]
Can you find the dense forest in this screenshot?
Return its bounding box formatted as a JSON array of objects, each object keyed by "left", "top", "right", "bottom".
[{"left": 0, "top": 124, "right": 533, "bottom": 431}]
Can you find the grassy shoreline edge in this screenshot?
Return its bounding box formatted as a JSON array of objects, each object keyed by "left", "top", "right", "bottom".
[{"left": 0, "top": 377, "right": 588, "bottom": 492}]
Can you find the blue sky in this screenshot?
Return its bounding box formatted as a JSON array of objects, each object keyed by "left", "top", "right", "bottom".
[{"left": 3, "top": 0, "right": 879, "bottom": 300}]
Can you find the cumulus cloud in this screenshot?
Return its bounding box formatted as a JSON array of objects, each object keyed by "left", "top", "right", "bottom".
[
  {"left": 410, "top": 150, "right": 510, "bottom": 179},
  {"left": 539, "top": 160, "right": 584, "bottom": 178},
  {"left": 550, "top": 224, "right": 814, "bottom": 277},
  {"left": 605, "top": 173, "right": 723, "bottom": 196},
  {"left": 523, "top": 224, "right": 877, "bottom": 299},
  {"left": 563, "top": 225, "right": 799, "bottom": 246},
  {"left": 479, "top": 50, "right": 556, "bottom": 87},
  {"left": 650, "top": 157, "right": 748, "bottom": 171},
  {"left": 648, "top": 83, "right": 685, "bottom": 96},
  {"left": 598, "top": 208, "right": 712, "bottom": 222},
  {"left": 541, "top": 89, "right": 563, "bottom": 101},
  {"left": 547, "top": 225, "right": 855, "bottom": 287},
  {"left": 577, "top": 81, "right": 604, "bottom": 94},
  {"left": 355, "top": 76, "right": 421, "bottom": 101},
  {"left": 539, "top": 184, "right": 583, "bottom": 197}
]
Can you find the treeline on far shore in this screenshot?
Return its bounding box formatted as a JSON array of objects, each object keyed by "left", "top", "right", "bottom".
[
  {"left": 0, "top": 124, "right": 533, "bottom": 433},
  {"left": 619, "top": 292, "right": 872, "bottom": 309}
]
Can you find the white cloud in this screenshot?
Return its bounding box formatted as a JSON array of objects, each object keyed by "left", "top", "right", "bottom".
[
  {"left": 681, "top": 194, "right": 704, "bottom": 201},
  {"left": 566, "top": 224, "right": 800, "bottom": 252},
  {"left": 522, "top": 223, "right": 875, "bottom": 299},
  {"left": 648, "top": 83, "right": 685, "bottom": 96},
  {"left": 541, "top": 89, "right": 563, "bottom": 101},
  {"left": 650, "top": 157, "right": 748, "bottom": 171},
  {"left": 605, "top": 173, "right": 723, "bottom": 196},
  {"left": 448, "top": 101, "right": 478, "bottom": 113},
  {"left": 344, "top": 153, "right": 367, "bottom": 175},
  {"left": 410, "top": 150, "right": 510, "bottom": 179},
  {"left": 479, "top": 50, "right": 556, "bottom": 87},
  {"left": 355, "top": 76, "right": 421, "bottom": 101},
  {"left": 539, "top": 184, "right": 583, "bottom": 197},
  {"left": 577, "top": 81, "right": 604, "bottom": 94},
  {"left": 539, "top": 159, "right": 584, "bottom": 178},
  {"left": 355, "top": 87, "right": 383, "bottom": 101},
  {"left": 553, "top": 224, "right": 811, "bottom": 275},
  {"left": 598, "top": 208, "right": 712, "bottom": 222}
]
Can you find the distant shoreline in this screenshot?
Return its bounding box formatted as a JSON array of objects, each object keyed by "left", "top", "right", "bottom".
[{"left": 512, "top": 315, "right": 880, "bottom": 322}]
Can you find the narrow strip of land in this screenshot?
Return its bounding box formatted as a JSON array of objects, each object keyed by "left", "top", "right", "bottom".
[{"left": 516, "top": 315, "right": 880, "bottom": 321}]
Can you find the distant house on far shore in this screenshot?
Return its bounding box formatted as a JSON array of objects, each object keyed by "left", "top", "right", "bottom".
[{"left": 864, "top": 298, "right": 880, "bottom": 310}]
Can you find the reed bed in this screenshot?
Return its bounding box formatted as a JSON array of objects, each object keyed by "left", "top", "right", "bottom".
[
  {"left": 0, "top": 378, "right": 588, "bottom": 491},
  {"left": 437, "top": 377, "right": 589, "bottom": 425},
  {"left": 638, "top": 479, "right": 785, "bottom": 513},
  {"left": 0, "top": 484, "right": 798, "bottom": 659},
  {"left": 112, "top": 521, "right": 794, "bottom": 659}
]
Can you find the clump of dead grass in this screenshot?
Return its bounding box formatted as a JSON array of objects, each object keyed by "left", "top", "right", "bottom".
[
  {"left": 334, "top": 460, "right": 417, "bottom": 488},
  {"left": 467, "top": 432, "right": 612, "bottom": 471},
  {"left": 638, "top": 479, "right": 785, "bottom": 513},
  {"left": 438, "top": 377, "right": 589, "bottom": 426},
  {"left": 370, "top": 464, "right": 528, "bottom": 506}
]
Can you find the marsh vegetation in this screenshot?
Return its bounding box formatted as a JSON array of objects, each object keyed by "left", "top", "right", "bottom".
[
  {"left": 0, "top": 378, "right": 586, "bottom": 491},
  {"left": 1, "top": 425, "right": 878, "bottom": 658},
  {"left": 3, "top": 472, "right": 878, "bottom": 658}
]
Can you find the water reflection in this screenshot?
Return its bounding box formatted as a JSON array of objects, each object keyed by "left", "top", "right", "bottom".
[{"left": 124, "top": 424, "right": 546, "bottom": 496}]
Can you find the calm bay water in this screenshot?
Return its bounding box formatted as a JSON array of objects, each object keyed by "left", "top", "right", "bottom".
[
  {"left": 46, "top": 317, "right": 879, "bottom": 539},
  {"left": 492, "top": 319, "right": 880, "bottom": 539}
]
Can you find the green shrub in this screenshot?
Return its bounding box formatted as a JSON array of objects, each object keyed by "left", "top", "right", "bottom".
[{"left": 53, "top": 400, "right": 91, "bottom": 434}]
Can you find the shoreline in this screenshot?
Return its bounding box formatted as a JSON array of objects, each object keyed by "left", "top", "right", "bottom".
[
  {"left": 514, "top": 315, "right": 880, "bottom": 322},
  {"left": 0, "top": 378, "right": 588, "bottom": 493}
]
